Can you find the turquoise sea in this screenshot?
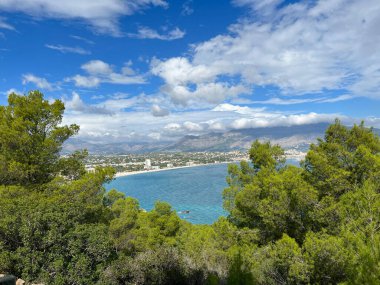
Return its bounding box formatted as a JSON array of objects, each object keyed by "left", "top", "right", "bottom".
[
  {"left": 105, "top": 160, "right": 300, "bottom": 224},
  {"left": 105, "top": 163, "right": 229, "bottom": 224}
]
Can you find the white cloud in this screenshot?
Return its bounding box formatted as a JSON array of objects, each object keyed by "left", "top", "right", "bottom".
[
  {"left": 160, "top": 82, "right": 249, "bottom": 106},
  {"left": 65, "top": 92, "right": 112, "bottom": 114},
  {"left": 64, "top": 92, "right": 148, "bottom": 117},
  {"left": 232, "top": 0, "right": 284, "bottom": 17},
  {"left": 66, "top": 60, "right": 145, "bottom": 87},
  {"left": 208, "top": 121, "right": 226, "bottom": 131},
  {"left": 69, "top": 75, "right": 101, "bottom": 88},
  {"left": 151, "top": 104, "right": 169, "bottom": 117},
  {"left": 230, "top": 112, "right": 342, "bottom": 129},
  {"left": 164, "top": 123, "right": 182, "bottom": 132},
  {"left": 211, "top": 103, "right": 343, "bottom": 130},
  {"left": 250, "top": 94, "right": 356, "bottom": 105},
  {"left": 319, "top": 94, "right": 355, "bottom": 103},
  {"left": 99, "top": 97, "right": 137, "bottom": 111},
  {"left": 151, "top": 57, "right": 249, "bottom": 106},
  {"left": 212, "top": 103, "right": 264, "bottom": 114},
  {"left": 60, "top": 94, "right": 380, "bottom": 143},
  {"left": 0, "top": 0, "right": 168, "bottom": 35},
  {"left": 70, "top": 35, "right": 94, "bottom": 45},
  {"left": 22, "top": 74, "right": 54, "bottom": 90},
  {"left": 0, "top": 17, "right": 14, "bottom": 30},
  {"left": 82, "top": 60, "right": 113, "bottom": 74},
  {"left": 251, "top": 97, "right": 322, "bottom": 105},
  {"left": 183, "top": 121, "right": 203, "bottom": 132},
  {"left": 45, "top": 44, "right": 91, "bottom": 55},
  {"left": 210, "top": 103, "right": 345, "bottom": 130},
  {"left": 129, "top": 26, "right": 185, "bottom": 40},
  {"left": 181, "top": 0, "right": 194, "bottom": 16},
  {"left": 2, "top": 88, "right": 22, "bottom": 96},
  {"left": 148, "top": 132, "right": 161, "bottom": 140},
  {"left": 152, "top": 0, "right": 380, "bottom": 103},
  {"left": 151, "top": 57, "right": 217, "bottom": 86}
]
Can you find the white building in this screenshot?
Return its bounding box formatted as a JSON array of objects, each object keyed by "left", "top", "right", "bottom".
[
  {"left": 144, "top": 159, "right": 152, "bottom": 169},
  {"left": 85, "top": 166, "right": 96, "bottom": 173}
]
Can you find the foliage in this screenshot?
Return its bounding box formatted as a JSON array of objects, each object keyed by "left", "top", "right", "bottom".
[
  {"left": 302, "top": 119, "right": 380, "bottom": 198},
  {"left": 0, "top": 91, "right": 79, "bottom": 185},
  {"left": 1, "top": 91, "right": 379, "bottom": 284}
]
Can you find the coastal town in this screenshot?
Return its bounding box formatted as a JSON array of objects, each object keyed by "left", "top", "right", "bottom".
[{"left": 83, "top": 149, "right": 307, "bottom": 176}]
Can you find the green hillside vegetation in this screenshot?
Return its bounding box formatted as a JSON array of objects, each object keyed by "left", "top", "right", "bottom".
[{"left": 1, "top": 91, "right": 379, "bottom": 284}]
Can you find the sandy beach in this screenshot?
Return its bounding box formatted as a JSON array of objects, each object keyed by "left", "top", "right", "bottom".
[
  {"left": 114, "top": 154, "right": 302, "bottom": 178},
  {"left": 114, "top": 162, "right": 231, "bottom": 177}
]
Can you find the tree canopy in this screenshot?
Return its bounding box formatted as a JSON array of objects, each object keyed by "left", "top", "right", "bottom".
[{"left": 0, "top": 91, "right": 79, "bottom": 185}]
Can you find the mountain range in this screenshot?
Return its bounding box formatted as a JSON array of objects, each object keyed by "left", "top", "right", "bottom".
[{"left": 63, "top": 123, "right": 347, "bottom": 154}]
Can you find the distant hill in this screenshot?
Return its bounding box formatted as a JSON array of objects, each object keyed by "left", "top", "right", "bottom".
[
  {"left": 162, "top": 123, "right": 330, "bottom": 152},
  {"left": 62, "top": 138, "right": 170, "bottom": 154},
  {"left": 63, "top": 123, "right": 380, "bottom": 154}
]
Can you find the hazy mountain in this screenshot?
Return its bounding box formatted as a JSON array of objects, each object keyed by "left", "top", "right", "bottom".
[
  {"left": 163, "top": 123, "right": 331, "bottom": 152},
  {"left": 63, "top": 123, "right": 338, "bottom": 154},
  {"left": 62, "top": 138, "right": 170, "bottom": 154}
]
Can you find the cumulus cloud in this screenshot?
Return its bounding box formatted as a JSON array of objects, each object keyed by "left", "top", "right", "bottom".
[
  {"left": 210, "top": 103, "right": 342, "bottom": 130},
  {"left": 22, "top": 74, "right": 55, "bottom": 90},
  {"left": 128, "top": 26, "right": 185, "bottom": 40},
  {"left": 65, "top": 92, "right": 112, "bottom": 114},
  {"left": 0, "top": 0, "right": 168, "bottom": 35},
  {"left": 212, "top": 103, "right": 264, "bottom": 114},
  {"left": 208, "top": 121, "right": 226, "bottom": 131},
  {"left": 2, "top": 88, "right": 23, "bottom": 96},
  {"left": 60, "top": 94, "right": 380, "bottom": 144},
  {"left": 148, "top": 132, "right": 161, "bottom": 140},
  {"left": 164, "top": 123, "right": 182, "bottom": 132},
  {"left": 152, "top": 0, "right": 380, "bottom": 104},
  {"left": 45, "top": 44, "right": 91, "bottom": 55},
  {"left": 160, "top": 82, "right": 249, "bottom": 106},
  {"left": 183, "top": 121, "right": 203, "bottom": 132},
  {"left": 151, "top": 104, "right": 169, "bottom": 117},
  {"left": 66, "top": 60, "right": 145, "bottom": 87},
  {"left": 230, "top": 113, "right": 341, "bottom": 129},
  {"left": 69, "top": 75, "right": 101, "bottom": 88},
  {"left": 211, "top": 103, "right": 344, "bottom": 130},
  {"left": 151, "top": 57, "right": 249, "bottom": 106},
  {"left": 82, "top": 60, "right": 113, "bottom": 75}
]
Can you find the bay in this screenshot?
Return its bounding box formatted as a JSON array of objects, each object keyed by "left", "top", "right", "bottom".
[
  {"left": 105, "top": 159, "right": 301, "bottom": 224},
  {"left": 105, "top": 163, "right": 229, "bottom": 224}
]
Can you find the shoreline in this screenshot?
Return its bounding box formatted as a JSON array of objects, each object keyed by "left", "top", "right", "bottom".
[
  {"left": 113, "top": 155, "right": 304, "bottom": 178},
  {"left": 114, "top": 162, "right": 233, "bottom": 178}
]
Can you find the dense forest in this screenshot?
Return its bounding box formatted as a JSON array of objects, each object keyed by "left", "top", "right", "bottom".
[{"left": 1, "top": 91, "right": 379, "bottom": 284}]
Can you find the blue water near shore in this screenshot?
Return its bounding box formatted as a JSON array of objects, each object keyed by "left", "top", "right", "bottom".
[
  {"left": 105, "top": 159, "right": 300, "bottom": 224},
  {"left": 105, "top": 163, "right": 229, "bottom": 224}
]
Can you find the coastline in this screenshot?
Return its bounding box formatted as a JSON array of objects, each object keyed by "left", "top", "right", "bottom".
[
  {"left": 114, "top": 162, "right": 233, "bottom": 178},
  {"left": 113, "top": 154, "right": 305, "bottom": 178}
]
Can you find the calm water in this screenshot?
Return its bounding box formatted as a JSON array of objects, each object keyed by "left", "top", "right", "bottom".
[
  {"left": 105, "top": 163, "right": 230, "bottom": 224},
  {"left": 105, "top": 159, "right": 300, "bottom": 224}
]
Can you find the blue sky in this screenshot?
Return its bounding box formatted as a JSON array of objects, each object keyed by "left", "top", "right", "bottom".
[{"left": 0, "top": 0, "right": 380, "bottom": 143}]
